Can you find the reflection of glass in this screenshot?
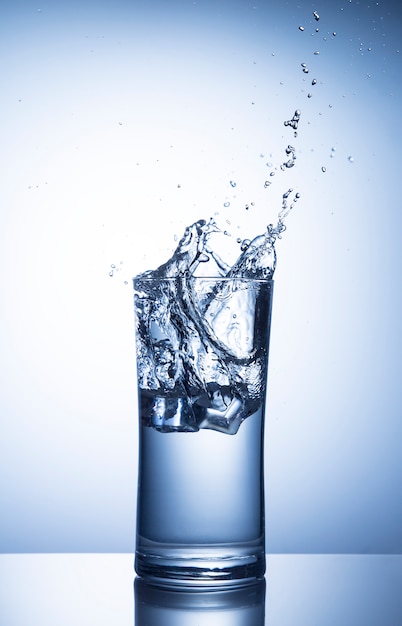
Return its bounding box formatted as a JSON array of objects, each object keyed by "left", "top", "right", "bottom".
[
  {"left": 134, "top": 576, "right": 266, "bottom": 626},
  {"left": 133, "top": 277, "right": 273, "bottom": 584}
]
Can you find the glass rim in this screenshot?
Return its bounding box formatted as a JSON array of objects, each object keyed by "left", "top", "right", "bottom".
[{"left": 133, "top": 276, "right": 274, "bottom": 284}]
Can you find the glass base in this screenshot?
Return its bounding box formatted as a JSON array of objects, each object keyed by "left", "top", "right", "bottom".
[{"left": 135, "top": 542, "right": 265, "bottom": 588}]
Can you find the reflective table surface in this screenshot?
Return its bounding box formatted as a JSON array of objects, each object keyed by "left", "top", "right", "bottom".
[{"left": 1, "top": 554, "right": 401, "bottom": 625}]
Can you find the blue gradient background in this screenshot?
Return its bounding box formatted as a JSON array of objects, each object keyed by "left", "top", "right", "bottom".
[{"left": 0, "top": 0, "right": 401, "bottom": 554}]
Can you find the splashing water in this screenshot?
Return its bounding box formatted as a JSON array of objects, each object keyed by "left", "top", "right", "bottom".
[
  {"left": 134, "top": 180, "right": 297, "bottom": 434},
  {"left": 133, "top": 104, "right": 302, "bottom": 435}
]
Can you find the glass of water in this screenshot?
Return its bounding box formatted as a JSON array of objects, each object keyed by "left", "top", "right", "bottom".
[{"left": 133, "top": 276, "right": 274, "bottom": 586}]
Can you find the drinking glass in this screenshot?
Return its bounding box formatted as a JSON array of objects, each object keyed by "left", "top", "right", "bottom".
[{"left": 133, "top": 276, "right": 274, "bottom": 586}]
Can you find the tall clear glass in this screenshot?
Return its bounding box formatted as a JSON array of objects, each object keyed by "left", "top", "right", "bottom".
[{"left": 133, "top": 276, "right": 273, "bottom": 586}]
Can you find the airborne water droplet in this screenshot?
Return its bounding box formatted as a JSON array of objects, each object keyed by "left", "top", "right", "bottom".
[
  {"left": 321, "top": 166, "right": 327, "bottom": 172},
  {"left": 313, "top": 10, "right": 320, "bottom": 21},
  {"left": 240, "top": 239, "right": 251, "bottom": 251},
  {"left": 230, "top": 180, "right": 237, "bottom": 187},
  {"left": 348, "top": 156, "right": 354, "bottom": 163},
  {"left": 299, "top": 26, "right": 305, "bottom": 31},
  {"left": 223, "top": 201, "right": 230, "bottom": 207}
]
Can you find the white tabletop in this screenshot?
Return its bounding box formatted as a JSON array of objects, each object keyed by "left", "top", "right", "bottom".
[{"left": 0, "top": 553, "right": 401, "bottom": 625}]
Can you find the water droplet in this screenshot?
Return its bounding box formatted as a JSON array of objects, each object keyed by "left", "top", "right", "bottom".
[
  {"left": 348, "top": 156, "right": 354, "bottom": 163},
  {"left": 111, "top": 264, "right": 116, "bottom": 269},
  {"left": 312, "top": 78, "right": 317, "bottom": 85},
  {"left": 270, "top": 171, "right": 275, "bottom": 177},
  {"left": 308, "top": 93, "right": 312, "bottom": 98},
  {"left": 333, "top": 32, "right": 337, "bottom": 37},
  {"left": 303, "top": 67, "right": 309, "bottom": 74},
  {"left": 124, "top": 280, "right": 128, "bottom": 285},
  {"left": 299, "top": 26, "right": 305, "bottom": 31},
  {"left": 264, "top": 181, "right": 271, "bottom": 188},
  {"left": 301, "top": 62, "right": 307, "bottom": 67},
  {"left": 230, "top": 180, "right": 237, "bottom": 187},
  {"left": 321, "top": 166, "right": 326, "bottom": 172},
  {"left": 240, "top": 239, "right": 251, "bottom": 251},
  {"left": 295, "top": 192, "right": 301, "bottom": 199},
  {"left": 313, "top": 10, "right": 320, "bottom": 21},
  {"left": 313, "top": 51, "right": 320, "bottom": 55},
  {"left": 109, "top": 270, "right": 114, "bottom": 277},
  {"left": 223, "top": 201, "right": 230, "bottom": 207}
]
